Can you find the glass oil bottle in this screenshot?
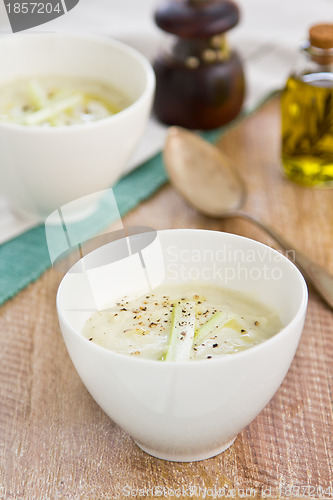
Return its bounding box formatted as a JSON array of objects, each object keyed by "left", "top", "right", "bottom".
[{"left": 281, "top": 24, "right": 333, "bottom": 187}]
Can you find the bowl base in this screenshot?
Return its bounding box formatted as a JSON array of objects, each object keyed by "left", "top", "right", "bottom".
[{"left": 134, "top": 436, "right": 236, "bottom": 462}]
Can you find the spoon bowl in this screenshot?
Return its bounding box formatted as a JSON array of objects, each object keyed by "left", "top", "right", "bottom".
[{"left": 164, "top": 127, "right": 245, "bottom": 217}]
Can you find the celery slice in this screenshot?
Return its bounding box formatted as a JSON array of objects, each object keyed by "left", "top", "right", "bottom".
[
  {"left": 27, "top": 79, "right": 48, "bottom": 109},
  {"left": 165, "top": 301, "right": 195, "bottom": 362},
  {"left": 24, "top": 93, "right": 82, "bottom": 126},
  {"left": 194, "top": 311, "right": 228, "bottom": 345}
]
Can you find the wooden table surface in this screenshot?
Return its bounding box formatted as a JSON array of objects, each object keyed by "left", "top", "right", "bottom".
[{"left": 1, "top": 97, "right": 332, "bottom": 500}]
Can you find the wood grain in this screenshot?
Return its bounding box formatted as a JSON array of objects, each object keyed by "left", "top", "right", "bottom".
[{"left": 0, "top": 97, "right": 332, "bottom": 500}]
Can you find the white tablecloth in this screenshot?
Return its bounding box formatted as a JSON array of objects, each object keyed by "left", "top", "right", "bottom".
[{"left": 0, "top": 0, "right": 331, "bottom": 243}]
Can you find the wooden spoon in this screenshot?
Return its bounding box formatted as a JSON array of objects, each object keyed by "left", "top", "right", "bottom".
[{"left": 164, "top": 126, "right": 333, "bottom": 310}]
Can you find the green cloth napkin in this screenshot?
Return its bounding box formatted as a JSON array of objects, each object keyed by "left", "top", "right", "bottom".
[{"left": 0, "top": 93, "right": 276, "bottom": 307}]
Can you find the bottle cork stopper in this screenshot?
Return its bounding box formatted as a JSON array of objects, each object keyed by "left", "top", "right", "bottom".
[{"left": 309, "top": 24, "right": 333, "bottom": 49}]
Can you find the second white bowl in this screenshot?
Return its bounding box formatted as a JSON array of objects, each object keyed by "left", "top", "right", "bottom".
[{"left": 0, "top": 33, "right": 155, "bottom": 220}]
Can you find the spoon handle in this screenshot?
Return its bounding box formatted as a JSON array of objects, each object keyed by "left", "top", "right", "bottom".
[{"left": 234, "top": 211, "right": 333, "bottom": 309}]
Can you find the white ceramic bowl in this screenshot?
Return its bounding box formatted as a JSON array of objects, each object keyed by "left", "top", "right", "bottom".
[
  {"left": 57, "top": 229, "right": 308, "bottom": 462},
  {"left": 0, "top": 33, "right": 155, "bottom": 220}
]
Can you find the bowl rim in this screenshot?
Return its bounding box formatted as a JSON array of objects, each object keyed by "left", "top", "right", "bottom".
[
  {"left": 56, "top": 228, "right": 308, "bottom": 367},
  {"left": 0, "top": 32, "right": 155, "bottom": 133}
]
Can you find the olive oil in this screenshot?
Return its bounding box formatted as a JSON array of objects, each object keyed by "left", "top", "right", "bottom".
[
  {"left": 281, "top": 23, "right": 333, "bottom": 187},
  {"left": 281, "top": 73, "right": 333, "bottom": 187}
]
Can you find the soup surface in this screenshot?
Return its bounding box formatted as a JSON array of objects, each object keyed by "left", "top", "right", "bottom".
[
  {"left": 0, "top": 76, "right": 130, "bottom": 126},
  {"left": 82, "top": 283, "right": 282, "bottom": 361}
]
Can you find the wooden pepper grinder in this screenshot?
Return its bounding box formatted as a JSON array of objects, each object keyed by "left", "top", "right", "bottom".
[{"left": 153, "top": 0, "right": 245, "bottom": 129}]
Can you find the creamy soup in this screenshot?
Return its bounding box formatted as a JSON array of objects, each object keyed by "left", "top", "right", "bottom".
[
  {"left": 82, "top": 283, "right": 282, "bottom": 361},
  {"left": 0, "top": 76, "right": 130, "bottom": 126}
]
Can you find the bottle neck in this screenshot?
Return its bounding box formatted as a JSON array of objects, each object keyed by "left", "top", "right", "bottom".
[{"left": 302, "top": 41, "right": 333, "bottom": 66}]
